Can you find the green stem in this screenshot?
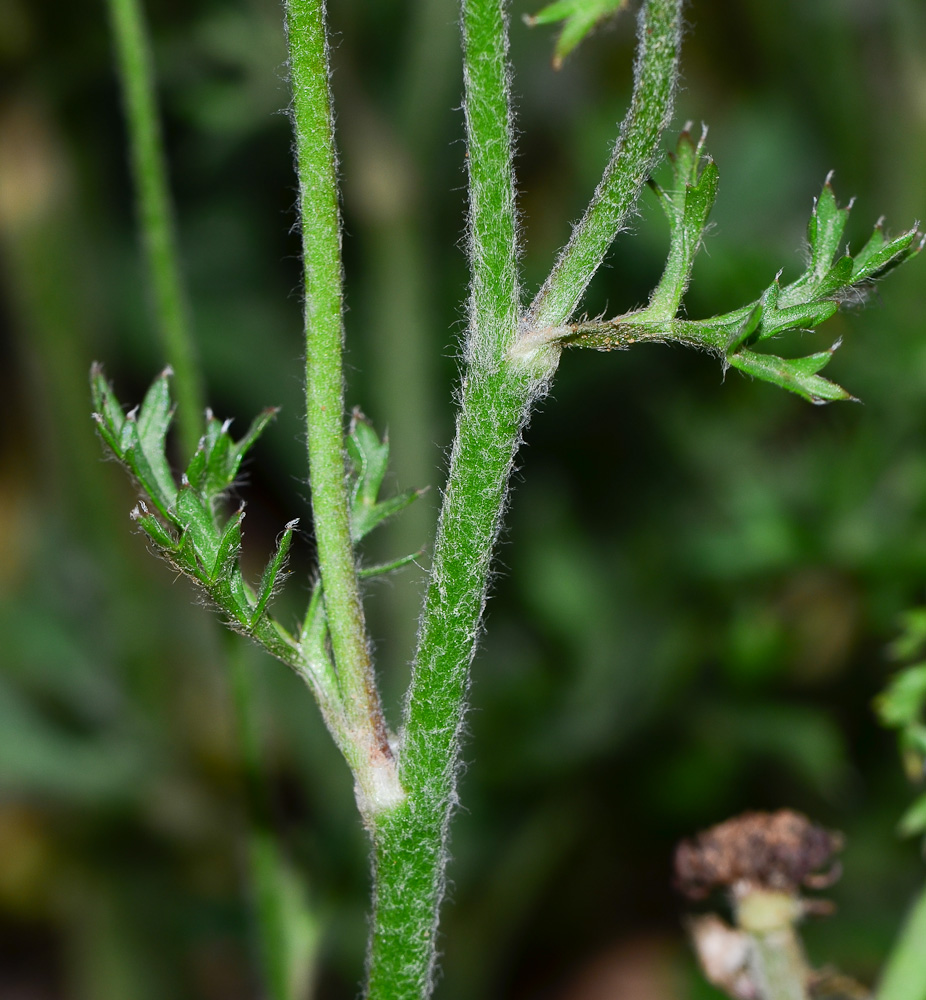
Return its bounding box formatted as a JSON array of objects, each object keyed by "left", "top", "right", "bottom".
[
  {"left": 877, "top": 880, "right": 926, "bottom": 1000},
  {"left": 285, "top": 0, "right": 392, "bottom": 784},
  {"left": 104, "top": 0, "right": 204, "bottom": 458},
  {"left": 524, "top": 0, "right": 682, "bottom": 331},
  {"left": 363, "top": 0, "right": 558, "bottom": 995},
  {"left": 229, "top": 641, "right": 292, "bottom": 1000}
]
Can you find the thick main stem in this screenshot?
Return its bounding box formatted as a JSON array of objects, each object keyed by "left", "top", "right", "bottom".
[
  {"left": 364, "top": 0, "right": 557, "bottom": 995},
  {"left": 285, "top": 0, "right": 390, "bottom": 771},
  {"left": 362, "top": 0, "right": 682, "bottom": 995}
]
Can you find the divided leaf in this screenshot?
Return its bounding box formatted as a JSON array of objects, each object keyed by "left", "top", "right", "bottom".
[
  {"left": 559, "top": 150, "right": 921, "bottom": 405},
  {"left": 525, "top": 0, "right": 628, "bottom": 68},
  {"left": 347, "top": 410, "right": 422, "bottom": 547},
  {"left": 646, "top": 128, "right": 719, "bottom": 320},
  {"left": 90, "top": 366, "right": 292, "bottom": 636},
  {"left": 251, "top": 520, "right": 298, "bottom": 628},
  {"left": 726, "top": 344, "right": 853, "bottom": 405}
]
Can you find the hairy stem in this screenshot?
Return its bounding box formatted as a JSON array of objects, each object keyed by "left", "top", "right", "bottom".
[
  {"left": 104, "top": 0, "right": 204, "bottom": 458},
  {"left": 877, "top": 880, "right": 926, "bottom": 1000},
  {"left": 285, "top": 0, "right": 391, "bottom": 777},
  {"left": 525, "top": 0, "right": 682, "bottom": 331},
  {"left": 363, "top": 0, "right": 558, "bottom": 995}
]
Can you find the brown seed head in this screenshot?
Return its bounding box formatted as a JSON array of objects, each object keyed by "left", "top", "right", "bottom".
[{"left": 674, "top": 810, "right": 843, "bottom": 901}]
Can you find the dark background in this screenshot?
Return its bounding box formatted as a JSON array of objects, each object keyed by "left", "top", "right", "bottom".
[{"left": 2, "top": 0, "right": 925, "bottom": 996}]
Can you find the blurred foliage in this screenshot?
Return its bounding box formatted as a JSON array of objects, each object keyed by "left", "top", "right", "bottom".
[{"left": 1, "top": 0, "right": 926, "bottom": 997}]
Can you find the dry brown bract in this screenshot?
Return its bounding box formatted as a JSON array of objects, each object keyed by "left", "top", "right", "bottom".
[{"left": 674, "top": 810, "right": 843, "bottom": 900}]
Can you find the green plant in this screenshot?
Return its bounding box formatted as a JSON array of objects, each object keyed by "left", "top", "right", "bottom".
[{"left": 90, "top": 0, "right": 921, "bottom": 996}]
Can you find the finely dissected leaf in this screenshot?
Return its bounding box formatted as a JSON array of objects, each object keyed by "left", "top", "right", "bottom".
[
  {"left": 347, "top": 412, "right": 423, "bottom": 543},
  {"left": 646, "top": 129, "right": 718, "bottom": 320},
  {"left": 130, "top": 500, "right": 178, "bottom": 551},
  {"left": 176, "top": 484, "right": 221, "bottom": 573},
  {"left": 347, "top": 413, "right": 390, "bottom": 519},
  {"left": 299, "top": 584, "right": 327, "bottom": 662},
  {"left": 202, "top": 416, "right": 234, "bottom": 497},
  {"left": 560, "top": 158, "right": 920, "bottom": 405},
  {"left": 358, "top": 552, "right": 421, "bottom": 579},
  {"left": 755, "top": 299, "right": 839, "bottom": 343},
  {"left": 251, "top": 520, "right": 298, "bottom": 628},
  {"left": 815, "top": 254, "right": 854, "bottom": 299},
  {"left": 852, "top": 224, "right": 921, "bottom": 282},
  {"left": 230, "top": 409, "right": 279, "bottom": 478},
  {"left": 122, "top": 416, "right": 177, "bottom": 518},
  {"left": 135, "top": 368, "right": 178, "bottom": 508},
  {"left": 806, "top": 179, "right": 849, "bottom": 281},
  {"left": 525, "top": 0, "right": 628, "bottom": 68},
  {"left": 211, "top": 506, "right": 245, "bottom": 584},
  {"left": 726, "top": 345, "right": 853, "bottom": 404},
  {"left": 90, "top": 363, "right": 126, "bottom": 450},
  {"left": 185, "top": 407, "right": 279, "bottom": 499}
]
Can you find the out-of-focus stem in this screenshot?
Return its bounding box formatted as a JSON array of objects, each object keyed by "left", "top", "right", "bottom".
[{"left": 105, "top": 0, "right": 204, "bottom": 458}]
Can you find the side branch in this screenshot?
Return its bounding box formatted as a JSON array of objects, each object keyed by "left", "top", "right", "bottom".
[
  {"left": 285, "top": 0, "right": 393, "bottom": 791},
  {"left": 525, "top": 0, "right": 683, "bottom": 331}
]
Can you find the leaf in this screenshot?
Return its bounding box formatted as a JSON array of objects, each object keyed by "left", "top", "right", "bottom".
[
  {"left": 358, "top": 551, "right": 421, "bottom": 579},
  {"left": 726, "top": 344, "right": 853, "bottom": 405},
  {"left": 525, "top": 0, "right": 628, "bottom": 68},
  {"left": 90, "top": 363, "right": 126, "bottom": 451},
  {"left": 175, "top": 484, "right": 221, "bottom": 574},
  {"left": 347, "top": 413, "right": 390, "bottom": 520},
  {"left": 121, "top": 417, "right": 176, "bottom": 520},
  {"left": 807, "top": 177, "right": 849, "bottom": 280},
  {"left": 299, "top": 583, "right": 327, "bottom": 663},
  {"left": 347, "top": 411, "right": 423, "bottom": 543},
  {"left": 646, "top": 129, "right": 719, "bottom": 320},
  {"left": 130, "top": 501, "right": 178, "bottom": 551},
  {"left": 250, "top": 520, "right": 298, "bottom": 628},
  {"left": 211, "top": 506, "right": 245, "bottom": 584},
  {"left": 897, "top": 792, "right": 926, "bottom": 838},
  {"left": 756, "top": 300, "right": 839, "bottom": 342},
  {"left": 228, "top": 409, "right": 279, "bottom": 482},
  {"left": 852, "top": 224, "right": 922, "bottom": 282},
  {"left": 875, "top": 665, "right": 926, "bottom": 729},
  {"left": 135, "top": 368, "right": 178, "bottom": 508},
  {"left": 90, "top": 368, "right": 301, "bottom": 646},
  {"left": 815, "top": 254, "right": 854, "bottom": 299}
]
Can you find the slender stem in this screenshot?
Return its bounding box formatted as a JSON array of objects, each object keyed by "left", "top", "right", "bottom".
[
  {"left": 877, "top": 880, "right": 926, "bottom": 1000},
  {"left": 105, "top": 1, "right": 311, "bottom": 988},
  {"left": 525, "top": 0, "right": 682, "bottom": 331},
  {"left": 229, "top": 640, "right": 292, "bottom": 1000},
  {"left": 104, "top": 0, "right": 204, "bottom": 458},
  {"left": 285, "top": 0, "right": 390, "bottom": 768}
]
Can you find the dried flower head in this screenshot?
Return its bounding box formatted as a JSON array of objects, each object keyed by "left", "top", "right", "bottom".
[{"left": 674, "top": 810, "right": 843, "bottom": 901}]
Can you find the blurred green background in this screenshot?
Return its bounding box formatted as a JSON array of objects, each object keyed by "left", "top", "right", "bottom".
[{"left": 2, "top": 0, "right": 926, "bottom": 996}]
